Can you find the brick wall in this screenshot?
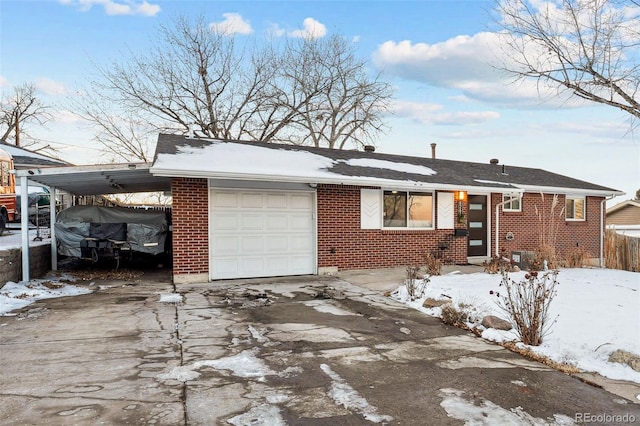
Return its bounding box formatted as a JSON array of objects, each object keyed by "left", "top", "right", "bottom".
[
  {"left": 490, "top": 193, "right": 604, "bottom": 259},
  {"left": 171, "top": 178, "right": 209, "bottom": 276},
  {"left": 317, "top": 185, "right": 468, "bottom": 270}
]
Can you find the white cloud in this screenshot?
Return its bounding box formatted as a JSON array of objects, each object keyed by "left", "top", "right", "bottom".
[
  {"left": 373, "top": 32, "right": 592, "bottom": 109},
  {"left": 391, "top": 100, "right": 500, "bottom": 126},
  {"left": 50, "top": 109, "right": 83, "bottom": 125},
  {"left": 0, "top": 76, "right": 8, "bottom": 88},
  {"left": 59, "top": 0, "right": 161, "bottom": 17},
  {"left": 210, "top": 13, "right": 253, "bottom": 36},
  {"left": 267, "top": 23, "right": 286, "bottom": 38},
  {"left": 35, "top": 78, "right": 68, "bottom": 96},
  {"left": 289, "top": 17, "right": 326, "bottom": 39}
]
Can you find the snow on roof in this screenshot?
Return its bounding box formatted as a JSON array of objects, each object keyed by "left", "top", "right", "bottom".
[
  {"left": 0, "top": 143, "right": 59, "bottom": 162},
  {"left": 151, "top": 134, "right": 623, "bottom": 195}
]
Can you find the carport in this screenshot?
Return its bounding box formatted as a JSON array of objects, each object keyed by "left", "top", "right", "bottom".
[{"left": 13, "top": 163, "right": 172, "bottom": 281}]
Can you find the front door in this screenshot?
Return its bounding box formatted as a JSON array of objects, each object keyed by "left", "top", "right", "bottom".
[{"left": 467, "top": 195, "right": 488, "bottom": 257}]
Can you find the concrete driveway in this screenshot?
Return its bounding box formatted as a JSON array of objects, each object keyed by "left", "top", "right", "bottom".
[{"left": 1, "top": 270, "right": 639, "bottom": 425}]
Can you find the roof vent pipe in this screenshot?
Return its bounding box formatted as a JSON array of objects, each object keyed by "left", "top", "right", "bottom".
[
  {"left": 430, "top": 143, "right": 436, "bottom": 159},
  {"left": 364, "top": 145, "right": 375, "bottom": 152},
  {"left": 490, "top": 158, "right": 499, "bottom": 165}
]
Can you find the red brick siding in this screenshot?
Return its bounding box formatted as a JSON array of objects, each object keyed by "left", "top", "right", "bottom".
[
  {"left": 317, "top": 185, "right": 468, "bottom": 270},
  {"left": 171, "top": 178, "right": 209, "bottom": 275},
  {"left": 490, "top": 193, "right": 603, "bottom": 258}
]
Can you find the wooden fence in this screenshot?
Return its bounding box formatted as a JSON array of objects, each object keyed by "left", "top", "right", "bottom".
[{"left": 604, "top": 229, "right": 640, "bottom": 272}]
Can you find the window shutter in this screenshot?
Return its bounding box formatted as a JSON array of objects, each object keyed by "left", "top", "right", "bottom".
[
  {"left": 361, "top": 189, "right": 381, "bottom": 229},
  {"left": 437, "top": 192, "right": 454, "bottom": 229}
]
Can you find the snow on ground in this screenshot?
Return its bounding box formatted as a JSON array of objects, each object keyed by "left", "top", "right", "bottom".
[
  {"left": 0, "top": 275, "right": 92, "bottom": 316},
  {"left": 392, "top": 268, "right": 640, "bottom": 384},
  {"left": 0, "top": 227, "right": 51, "bottom": 251}
]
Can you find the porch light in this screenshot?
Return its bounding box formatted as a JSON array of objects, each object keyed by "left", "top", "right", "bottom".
[{"left": 456, "top": 191, "right": 467, "bottom": 223}]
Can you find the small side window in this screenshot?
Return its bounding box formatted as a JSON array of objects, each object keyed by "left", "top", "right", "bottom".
[
  {"left": 502, "top": 194, "right": 521, "bottom": 212},
  {"left": 565, "top": 197, "right": 585, "bottom": 221}
]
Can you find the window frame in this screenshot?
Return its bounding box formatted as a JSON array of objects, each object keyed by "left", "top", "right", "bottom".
[
  {"left": 502, "top": 194, "right": 522, "bottom": 212},
  {"left": 565, "top": 196, "right": 586, "bottom": 221},
  {"left": 382, "top": 190, "right": 434, "bottom": 230}
]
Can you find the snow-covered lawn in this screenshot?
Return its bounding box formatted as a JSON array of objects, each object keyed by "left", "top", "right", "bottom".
[{"left": 392, "top": 268, "right": 640, "bottom": 385}]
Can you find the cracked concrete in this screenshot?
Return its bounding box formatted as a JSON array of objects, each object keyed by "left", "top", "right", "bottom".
[{"left": 1, "top": 270, "right": 639, "bottom": 425}]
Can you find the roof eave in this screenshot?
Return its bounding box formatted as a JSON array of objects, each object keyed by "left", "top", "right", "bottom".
[
  {"left": 149, "top": 167, "right": 525, "bottom": 193},
  {"left": 514, "top": 184, "right": 624, "bottom": 198}
]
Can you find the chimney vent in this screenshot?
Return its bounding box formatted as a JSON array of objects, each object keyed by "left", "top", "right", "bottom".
[
  {"left": 490, "top": 158, "right": 499, "bottom": 165},
  {"left": 430, "top": 143, "right": 437, "bottom": 159},
  {"left": 364, "top": 145, "right": 375, "bottom": 152}
]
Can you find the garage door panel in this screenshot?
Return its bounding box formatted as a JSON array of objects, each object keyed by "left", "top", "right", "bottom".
[
  {"left": 212, "top": 213, "right": 238, "bottom": 231},
  {"left": 266, "top": 235, "right": 288, "bottom": 251},
  {"left": 266, "top": 193, "right": 288, "bottom": 209},
  {"left": 242, "top": 236, "right": 264, "bottom": 252},
  {"left": 213, "top": 192, "right": 239, "bottom": 208},
  {"left": 241, "top": 214, "right": 264, "bottom": 230},
  {"left": 266, "top": 214, "right": 288, "bottom": 230},
  {"left": 211, "top": 236, "right": 239, "bottom": 255},
  {"left": 290, "top": 214, "right": 311, "bottom": 230},
  {"left": 241, "top": 193, "right": 264, "bottom": 208},
  {"left": 210, "top": 189, "right": 315, "bottom": 280},
  {"left": 290, "top": 194, "right": 312, "bottom": 209}
]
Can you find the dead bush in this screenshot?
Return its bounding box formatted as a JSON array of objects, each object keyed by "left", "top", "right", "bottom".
[
  {"left": 562, "top": 246, "right": 590, "bottom": 268},
  {"left": 424, "top": 252, "right": 442, "bottom": 275},
  {"left": 440, "top": 303, "right": 468, "bottom": 326},
  {"left": 404, "top": 265, "right": 429, "bottom": 301},
  {"left": 492, "top": 270, "right": 559, "bottom": 346}
]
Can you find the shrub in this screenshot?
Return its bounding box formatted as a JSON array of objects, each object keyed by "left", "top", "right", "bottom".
[
  {"left": 440, "top": 303, "right": 468, "bottom": 326},
  {"left": 440, "top": 298, "right": 488, "bottom": 326},
  {"left": 492, "top": 270, "right": 559, "bottom": 346},
  {"left": 563, "top": 246, "right": 590, "bottom": 268},
  {"left": 483, "top": 250, "right": 514, "bottom": 274},
  {"left": 424, "top": 252, "right": 443, "bottom": 275},
  {"left": 404, "top": 265, "right": 429, "bottom": 301},
  {"left": 531, "top": 244, "right": 559, "bottom": 271}
]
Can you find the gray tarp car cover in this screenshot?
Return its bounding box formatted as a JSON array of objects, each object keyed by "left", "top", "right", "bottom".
[{"left": 55, "top": 205, "right": 168, "bottom": 257}]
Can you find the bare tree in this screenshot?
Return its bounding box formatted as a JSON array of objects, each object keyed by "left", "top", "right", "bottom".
[
  {"left": 0, "top": 83, "right": 51, "bottom": 149},
  {"left": 494, "top": 0, "right": 639, "bottom": 119},
  {"left": 74, "top": 15, "right": 392, "bottom": 161},
  {"left": 282, "top": 35, "right": 392, "bottom": 149}
]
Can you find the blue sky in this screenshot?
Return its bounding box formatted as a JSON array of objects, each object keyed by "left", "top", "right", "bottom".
[{"left": 0, "top": 0, "right": 638, "bottom": 203}]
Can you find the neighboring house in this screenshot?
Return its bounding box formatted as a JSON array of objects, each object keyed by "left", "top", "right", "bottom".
[
  {"left": 150, "top": 133, "right": 623, "bottom": 283},
  {"left": 0, "top": 142, "right": 71, "bottom": 222},
  {"left": 606, "top": 199, "right": 640, "bottom": 237},
  {"left": 0, "top": 142, "right": 69, "bottom": 170}
]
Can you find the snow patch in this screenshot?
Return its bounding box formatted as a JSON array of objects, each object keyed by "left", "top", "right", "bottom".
[
  {"left": 227, "top": 404, "right": 285, "bottom": 426},
  {"left": 439, "top": 388, "right": 575, "bottom": 425},
  {"left": 303, "top": 300, "right": 361, "bottom": 316},
  {"left": 0, "top": 279, "right": 92, "bottom": 315},
  {"left": 159, "top": 293, "right": 182, "bottom": 304},
  {"left": 320, "top": 363, "right": 393, "bottom": 423},
  {"left": 345, "top": 158, "right": 436, "bottom": 176}
]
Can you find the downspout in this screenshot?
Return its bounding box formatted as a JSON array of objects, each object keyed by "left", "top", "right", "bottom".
[
  {"left": 495, "top": 192, "right": 523, "bottom": 257},
  {"left": 600, "top": 195, "right": 617, "bottom": 268}
]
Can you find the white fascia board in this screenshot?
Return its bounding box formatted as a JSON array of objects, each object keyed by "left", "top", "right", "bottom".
[
  {"left": 514, "top": 184, "right": 624, "bottom": 198},
  {"left": 150, "top": 167, "right": 524, "bottom": 193},
  {"left": 15, "top": 162, "right": 150, "bottom": 177}
]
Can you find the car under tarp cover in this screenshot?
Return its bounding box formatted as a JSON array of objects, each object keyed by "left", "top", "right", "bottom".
[{"left": 55, "top": 205, "right": 168, "bottom": 257}]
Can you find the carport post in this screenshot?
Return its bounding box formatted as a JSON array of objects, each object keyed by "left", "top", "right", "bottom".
[
  {"left": 20, "top": 175, "right": 30, "bottom": 282},
  {"left": 50, "top": 186, "right": 57, "bottom": 271}
]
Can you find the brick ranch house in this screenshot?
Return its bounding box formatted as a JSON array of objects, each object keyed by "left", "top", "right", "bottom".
[{"left": 150, "top": 133, "right": 623, "bottom": 283}]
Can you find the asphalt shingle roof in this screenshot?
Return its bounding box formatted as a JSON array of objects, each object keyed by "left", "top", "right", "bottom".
[{"left": 153, "top": 133, "right": 621, "bottom": 194}]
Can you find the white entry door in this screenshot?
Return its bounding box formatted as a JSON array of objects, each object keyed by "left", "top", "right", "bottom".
[{"left": 209, "top": 189, "right": 315, "bottom": 279}]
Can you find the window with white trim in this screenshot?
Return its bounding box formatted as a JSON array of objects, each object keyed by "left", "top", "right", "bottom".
[
  {"left": 502, "top": 194, "right": 521, "bottom": 212},
  {"left": 565, "top": 196, "right": 585, "bottom": 220},
  {"left": 383, "top": 191, "right": 433, "bottom": 228}
]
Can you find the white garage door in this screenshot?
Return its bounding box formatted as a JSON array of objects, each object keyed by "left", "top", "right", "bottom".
[{"left": 209, "top": 189, "right": 315, "bottom": 280}]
